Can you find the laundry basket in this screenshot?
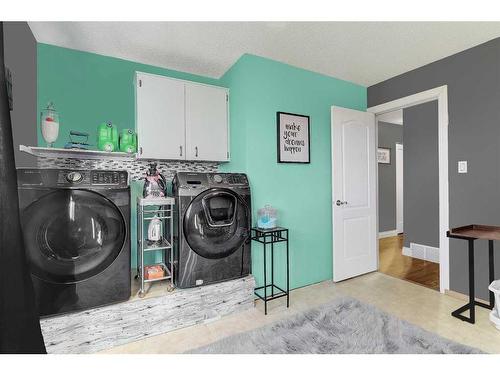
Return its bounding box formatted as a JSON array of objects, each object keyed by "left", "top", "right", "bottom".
[{"left": 488, "top": 280, "right": 500, "bottom": 329}]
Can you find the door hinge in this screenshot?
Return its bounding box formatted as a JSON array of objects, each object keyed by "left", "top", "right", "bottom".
[
  {"left": 226, "top": 94, "right": 228, "bottom": 102},
  {"left": 140, "top": 147, "right": 143, "bottom": 155},
  {"left": 139, "top": 79, "right": 142, "bottom": 87},
  {"left": 227, "top": 151, "right": 229, "bottom": 159}
]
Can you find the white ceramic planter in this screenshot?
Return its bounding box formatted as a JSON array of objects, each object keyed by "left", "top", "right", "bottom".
[{"left": 488, "top": 280, "right": 500, "bottom": 329}]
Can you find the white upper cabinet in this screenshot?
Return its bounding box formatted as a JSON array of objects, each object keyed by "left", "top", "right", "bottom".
[
  {"left": 135, "top": 72, "right": 229, "bottom": 161},
  {"left": 135, "top": 73, "right": 185, "bottom": 160},
  {"left": 185, "top": 84, "right": 229, "bottom": 161}
]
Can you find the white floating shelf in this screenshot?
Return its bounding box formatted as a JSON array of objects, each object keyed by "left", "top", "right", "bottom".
[{"left": 20, "top": 145, "right": 136, "bottom": 161}]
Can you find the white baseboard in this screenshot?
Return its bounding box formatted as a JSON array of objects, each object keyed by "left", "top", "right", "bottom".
[
  {"left": 403, "top": 242, "right": 439, "bottom": 263},
  {"left": 378, "top": 229, "right": 399, "bottom": 239}
]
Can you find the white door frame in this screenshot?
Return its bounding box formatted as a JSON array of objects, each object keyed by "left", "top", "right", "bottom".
[
  {"left": 395, "top": 143, "right": 404, "bottom": 234},
  {"left": 367, "top": 85, "right": 449, "bottom": 293}
]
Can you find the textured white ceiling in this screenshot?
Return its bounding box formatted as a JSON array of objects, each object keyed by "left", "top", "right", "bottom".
[{"left": 28, "top": 22, "right": 500, "bottom": 86}]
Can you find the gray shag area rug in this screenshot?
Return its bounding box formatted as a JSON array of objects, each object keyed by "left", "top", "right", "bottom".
[{"left": 189, "top": 297, "right": 482, "bottom": 354}]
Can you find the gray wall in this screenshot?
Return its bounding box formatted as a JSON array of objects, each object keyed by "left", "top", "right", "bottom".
[
  {"left": 3, "top": 22, "right": 37, "bottom": 168},
  {"left": 368, "top": 38, "right": 500, "bottom": 300},
  {"left": 403, "top": 101, "right": 439, "bottom": 248},
  {"left": 378, "top": 121, "right": 403, "bottom": 232}
]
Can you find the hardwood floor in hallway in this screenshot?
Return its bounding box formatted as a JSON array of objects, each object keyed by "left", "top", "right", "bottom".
[{"left": 379, "top": 234, "right": 439, "bottom": 290}]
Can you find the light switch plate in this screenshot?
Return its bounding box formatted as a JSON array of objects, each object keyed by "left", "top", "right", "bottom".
[{"left": 458, "top": 161, "right": 467, "bottom": 174}]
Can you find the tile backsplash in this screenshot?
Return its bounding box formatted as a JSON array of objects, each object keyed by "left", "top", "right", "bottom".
[{"left": 36, "top": 157, "right": 219, "bottom": 181}]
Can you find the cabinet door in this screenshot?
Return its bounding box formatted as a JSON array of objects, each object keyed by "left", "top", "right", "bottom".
[
  {"left": 185, "top": 83, "right": 229, "bottom": 161},
  {"left": 136, "top": 73, "right": 185, "bottom": 160}
]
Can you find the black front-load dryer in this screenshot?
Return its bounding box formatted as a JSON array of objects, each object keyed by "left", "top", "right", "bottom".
[
  {"left": 172, "top": 172, "right": 251, "bottom": 288},
  {"left": 17, "top": 169, "right": 131, "bottom": 317}
]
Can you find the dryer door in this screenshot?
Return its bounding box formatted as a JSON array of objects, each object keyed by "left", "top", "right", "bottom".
[
  {"left": 183, "top": 188, "right": 250, "bottom": 259},
  {"left": 21, "top": 189, "right": 126, "bottom": 284}
]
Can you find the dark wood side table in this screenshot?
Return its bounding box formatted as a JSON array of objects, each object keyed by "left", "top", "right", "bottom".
[
  {"left": 251, "top": 227, "right": 290, "bottom": 315},
  {"left": 447, "top": 225, "right": 499, "bottom": 324}
]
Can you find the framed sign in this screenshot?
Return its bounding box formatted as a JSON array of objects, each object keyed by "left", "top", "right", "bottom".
[
  {"left": 277, "top": 111, "right": 310, "bottom": 163},
  {"left": 377, "top": 147, "right": 391, "bottom": 164}
]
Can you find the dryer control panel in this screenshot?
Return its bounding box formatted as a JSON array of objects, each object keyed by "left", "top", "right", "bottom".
[
  {"left": 90, "top": 170, "right": 128, "bottom": 187},
  {"left": 17, "top": 169, "right": 129, "bottom": 189},
  {"left": 58, "top": 170, "right": 128, "bottom": 187}
]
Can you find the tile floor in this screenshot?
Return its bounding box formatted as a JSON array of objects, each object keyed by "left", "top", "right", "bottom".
[{"left": 100, "top": 272, "right": 500, "bottom": 354}]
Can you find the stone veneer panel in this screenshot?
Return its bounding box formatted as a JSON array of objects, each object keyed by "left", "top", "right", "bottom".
[
  {"left": 40, "top": 276, "right": 255, "bottom": 354},
  {"left": 36, "top": 156, "right": 219, "bottom": 181}
]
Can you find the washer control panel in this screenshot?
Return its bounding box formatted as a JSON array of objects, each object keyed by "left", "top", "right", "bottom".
[
  {"left": 173, "top": 172, "right": 249, "bottom": 195},
  {"left": 208, "top": 173, "right": 248, "bottom": 185}
]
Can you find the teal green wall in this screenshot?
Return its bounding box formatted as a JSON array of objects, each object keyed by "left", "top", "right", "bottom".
[
  {"left": 37, "top": 43, "right": 222, "bottom": 148},
  {"left": 37, "top": 44, "right": 224, "bottom": 270},
  {"left": 220, "top": 54, "right": 366, "bottom": 289},
  {"left": 37, "top": 45, "right": 367, "bottom": 289}
]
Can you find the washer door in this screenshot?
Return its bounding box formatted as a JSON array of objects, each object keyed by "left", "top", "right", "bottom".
[
  {"left": 21, "top": 189, "right": 126, "bottom": 284},
  {"left": 183, "top": 188, "right": 250, "bottom": 259}
]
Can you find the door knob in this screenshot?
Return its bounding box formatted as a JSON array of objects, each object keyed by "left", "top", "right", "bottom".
[{"left": 336, "top": 200, "right": 347, "bottom": 206}]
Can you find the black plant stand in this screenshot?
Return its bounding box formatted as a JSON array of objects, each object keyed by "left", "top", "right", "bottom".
[{"left": 251, "top": 227, "right": 289, "bottom": 315}]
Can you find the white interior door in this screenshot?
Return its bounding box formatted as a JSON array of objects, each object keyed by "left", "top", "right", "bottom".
[
  {"left": 332, "top": 106, "right": 377, "bottom": 282},
  {"left": 135, "top": 73, "right": 185, "bottom": 160},
  {"left": 396, "top": 143, "right": 404, "bottom": 234},
  {"left": 185, "top": 83, "right": 229, "bottom": 161}
]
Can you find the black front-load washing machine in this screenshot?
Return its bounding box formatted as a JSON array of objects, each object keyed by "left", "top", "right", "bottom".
[
  {"left": 172, "top": 172, "right": 251, "bottom": 288},
  {"left": 17, "top": 169, "right": 131, "bottom": 317}
]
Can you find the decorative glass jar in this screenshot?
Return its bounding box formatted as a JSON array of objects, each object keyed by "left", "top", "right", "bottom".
[
  {"left": 257, "top": 205, "right": 278, "bottom": 229},
  {"left": 40, "top": 102, "right": 60, "bottom": 148}
]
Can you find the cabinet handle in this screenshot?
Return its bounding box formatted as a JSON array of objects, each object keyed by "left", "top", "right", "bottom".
[
  {"left": 179, "top": 145, "right": 183, "bottom": 157},
  {"left": 195, "top": 146, "right": 198, "bottom": 157}
]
